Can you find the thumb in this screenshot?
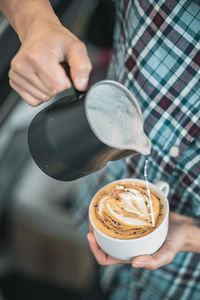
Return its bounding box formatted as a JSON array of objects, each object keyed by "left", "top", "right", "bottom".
[
  {"left": 132, "top": 245, "right": 175, "bottom": 271},
  {"left": 65, "top": 41, "right": 92, "bottom": 91}
]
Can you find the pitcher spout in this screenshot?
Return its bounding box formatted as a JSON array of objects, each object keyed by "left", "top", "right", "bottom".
[
  {"left": 131, "top": 131, "right": 151, "bottom": 156},
  {"left": 141, "top": 136, "right": 151, "bottom": 155}
]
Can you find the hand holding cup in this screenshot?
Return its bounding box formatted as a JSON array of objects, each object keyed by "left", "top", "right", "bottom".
[{"left": 88, "top": 179, "right": 193, "bottom": 270}]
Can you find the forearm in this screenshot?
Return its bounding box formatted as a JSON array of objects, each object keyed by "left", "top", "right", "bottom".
[{"left": 0, "top": 0, "right": 61, "bottom": 41}]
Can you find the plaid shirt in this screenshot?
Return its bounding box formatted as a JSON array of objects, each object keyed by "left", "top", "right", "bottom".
[{"left": 70, "top": 1, "right": 200, "bottom": 299}]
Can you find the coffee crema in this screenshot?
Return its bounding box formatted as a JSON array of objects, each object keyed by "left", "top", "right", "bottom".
[{"left": 90, "top": 181, "right": 165, "bottom": 239}]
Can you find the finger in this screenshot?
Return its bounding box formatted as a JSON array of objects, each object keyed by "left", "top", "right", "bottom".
[
  {"left": 9, "top": 70, "right": 51, "bottom": 102},
  {"left": 87, "top": 232, "right": 130, "bottom": 265},
  {"left": 132, "top": 245, "right": 175, "bottom": 271},
  {"left": 32, "top": 57, "right": 72, "bottom": 94},
  {"left": 9, "top": 68, "right": 54, "bottom": 98},
  {"left": 66, "top": 41, "right": 92, "bottom": 91},
  {"left": 11, "top": 55, "right": 58, "bottom": 96},
  {"left": 9, "top": 79, "right": 42, "bottom": 107}
]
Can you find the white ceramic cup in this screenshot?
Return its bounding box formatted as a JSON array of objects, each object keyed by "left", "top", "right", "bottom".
[{"left": 89, "top": 178, "right": 169, "bottom": 261}]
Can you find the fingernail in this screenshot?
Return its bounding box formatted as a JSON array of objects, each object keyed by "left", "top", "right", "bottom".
[
  {"left": 75, "top": 78, "right": 88, "bottom": 89},
  {"left": 42, "top": 94, "right": 47, "bottom": 99},
  {"left": 133, "top": 261, "right": 145, "bottom": 268},
  {"left": 53, "top": 90, "right": 57, "bottom": 95}
]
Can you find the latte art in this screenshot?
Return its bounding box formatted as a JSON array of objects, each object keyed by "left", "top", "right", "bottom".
[{"left": 90, "top": 181, "right": 165, "bottom": 239}]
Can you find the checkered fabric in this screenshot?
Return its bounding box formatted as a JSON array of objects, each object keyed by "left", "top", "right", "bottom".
[{"left": 70, "top": 1, "right": 200, "bottom": 299}]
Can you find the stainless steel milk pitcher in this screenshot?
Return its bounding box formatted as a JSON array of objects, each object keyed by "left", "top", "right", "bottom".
[{"left": 28, "top": 80, "right": 151, "bottom": 181}]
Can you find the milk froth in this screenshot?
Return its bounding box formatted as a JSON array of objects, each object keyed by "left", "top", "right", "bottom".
[{"left": 90, "top": 181, "right": 165, "bottom": 239}]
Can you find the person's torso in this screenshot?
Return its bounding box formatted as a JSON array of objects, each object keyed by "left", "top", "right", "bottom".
[{"left": 108, "top": 0, "right": 200, "bottom": 217}]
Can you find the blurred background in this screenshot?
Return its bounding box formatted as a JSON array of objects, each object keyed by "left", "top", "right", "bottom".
[{"left": 0, "top": 0, "right": 115, "bottom": 299}]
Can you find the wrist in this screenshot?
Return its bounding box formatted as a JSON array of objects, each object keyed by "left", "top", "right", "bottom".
[
  {"left": 17, "top": 14, "right": 61, "bottom": 43},
  {"left": 8, "top": 1, "right": 61, "bottom": 42},
  {"left": 19, "top": 16, "right": 61, "bottom": 43}
]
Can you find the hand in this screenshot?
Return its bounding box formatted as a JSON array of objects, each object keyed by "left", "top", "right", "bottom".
[
  {"left": 9, "top": 21, "right": 92, "bottom": 106},
  {"left": 87, "top": 212, "right": 191, "bottom": 270}
]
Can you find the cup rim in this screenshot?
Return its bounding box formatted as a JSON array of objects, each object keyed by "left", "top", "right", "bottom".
[{"left": 89, "top": 178, "right": 169, "bottom": 243}]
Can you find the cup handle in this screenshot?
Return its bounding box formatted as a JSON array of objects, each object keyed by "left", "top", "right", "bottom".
[{"left": 154, "top": 181, "right": 169, "bottom": 197}]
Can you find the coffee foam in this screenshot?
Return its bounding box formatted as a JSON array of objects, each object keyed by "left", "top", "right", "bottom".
[{"left": 90, "top": 181, "right": 165, "bottom": 239}]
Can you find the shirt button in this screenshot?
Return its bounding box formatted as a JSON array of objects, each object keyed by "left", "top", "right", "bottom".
[{"left": 170, "top": 146, "right": 179, "bottom": 158}]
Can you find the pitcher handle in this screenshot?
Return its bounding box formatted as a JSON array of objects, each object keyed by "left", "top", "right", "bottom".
[
  {"left": 154, "top": 181, "right": 169, "bottom": 197},
  {"left": 61, "top": 62, "right": 87, "bottom": 100}
]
